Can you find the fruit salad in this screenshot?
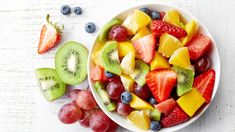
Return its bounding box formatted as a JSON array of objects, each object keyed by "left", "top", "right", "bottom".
[{"left": 90, "top": 8, "right": 216, "bottom": 131}]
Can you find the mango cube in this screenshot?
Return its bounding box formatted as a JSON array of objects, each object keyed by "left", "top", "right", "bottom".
[
  {"left": 130, "top": 93, "right": 154, "bottom": 110},
  {"left": 117, "top": 41, "right": 135, "bottom": 58},
  {"left": 150, "top": 52, "right": 170, "bottom": 71},
  {"left": 131, "top": 27, "right": 150, "bottom": 40},
  {"left": 120, "top": 74, "right": 135, "bottom": 92},
  {"left": 181, "top": 20, "right": 198, "bottom": 46},
  {"left": 177, "top": 88, "right": 205, "bottom": 117}
]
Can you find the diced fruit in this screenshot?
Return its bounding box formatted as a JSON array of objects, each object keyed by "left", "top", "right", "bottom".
[
  {"left": 91, "top": 50, "right": 103, "bottom": 67},
  {"left": 75, "top": 90, "right": 97, "bottom": 110},
  {"left": 105, "top": 71, "right": 115, "bottom": 78},
  {"left": 123, "top": 10, "right": 151, "bottom": 35},
  {"left": 101, "top": 41, "right": 121, "bottom": 75},
  {"left": 68, "top": 89, "right": 80, "bottom": 101},
  {"left": 121, "top": 91, "right": 132, "bottom": 104},
  {"left": 35, "top": 68, "right": 66, "bottom": 101},
  {"left": 98, "top": 19, "right": 123, "bottom": 43},
  {"left": 106, "top": 79, "right": 125, "bottom": 100},
  {"left": 194, "top": 56, "right": 211, "bottom": 75},
  {"left": 132, "top": 34, "right": 155, "bottom": 63},
  {"left": 120, "top": 52, "right": 135, "bottom": 75},
  {"left": 154, "top": 98, "right": 176, "bottom": 116},
  {"left": 160, "top": 12, "right": 166, "bottom": 19},
  {"left": 90, "top": 65, "right": 108, "bottom": 82},
  {"left": 160, "top": 105, "right": 189, "bottom": 127},
  {"left": 120, "top": 74, "right": 135, "bottom": 92},
  {"left": 94, "top": 81, "right": 116, "bottom": 111},
  {"left": 149, "top": 97, "right": 158, "bottom": 105},
  {"left": 146, "top": 70, "right": 177, "bottom": 102},
  {"left": 117, "top": 102, "right": 133, "bottom": 117},
  {"left": 117, "top": 41, "right": 136, "bottom": 58},
  {"left": 127, "top": 110, "right": 151, "bottom": 130},
  {"left": 172, "top": 66, "right": 195, "bottom": 96},
  {"left": 151, "top": 20, "right": 187, "bottom": 38},
  {"left": 169, "top": 47, "right": 191, "bottom": 69},
  {"left": 158, "top": 33, "right": 182, "bottom": 58},
  {"left": 132, "top": 27, "right": 150, "bottom": 40},
  {"left": 177, "top": 88, "right": 205, "bottom": 117},
  {"left": 163, "top": 10, "right": 184, "bottom": 28},
  {"left": 89, "top": 110, "right": 111, "bottom": 132},
  {"left": 85, "top": 22, "right": 96, "bottom": 33},
  {"left": 150, "top": 108, "right": 161, "bottom": 121},
  {"left": 130, "top": 60, "right": 150, "bottom": 87},
  {"left": 150, "top": 121, "right": 162, "bottom": 131},
  {"left": 133, "top": 84, "right": 152, "bottom": 100},
  {"left": 181, "top": 20, "right": 198, "bottom": 46},
  {"left": 194, "top": 69, "right": 216, "bottom": 103},
  {"left": 130, "top": 93, "right": 154, "bottom": 110},
  {"left": 109, "top": 25, "right": 128, "bottom": 42},
  {"left": 187, "top": 34, "right": 211, "bottom": 60},
  {"left": 150, "top": 52, "right": 170, "bottom": 70}
]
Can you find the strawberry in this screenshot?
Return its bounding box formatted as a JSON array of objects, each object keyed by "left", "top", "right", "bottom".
[
  {"left": 186, "top": 33, "right": 211, "bottom": 60},
  {"left": 194, "top": 69, "right": 215, "bottom": 103},
  {"left": 150, "top": 20, "right": 187, "bottom": 38},
  {"left": 38, "top": 14, "right": 63, "bottom": 54},
  {"left": 90, "top": 65, "right": 108, "bottom": 82},
  {"left": 132, "top": 34, "right": 156, "bottom": 63},
  {"left": 154, "top": 98, "right": 176, "bottom": 116},
  {"left": 160, "top": 12, "right": 166, "bottom": 20},
  {"left": 145, "top": 70, "right": 177, "bottom": 103},
  {"left": 161, "top": 105, "right": 189, "bottom": 128}
]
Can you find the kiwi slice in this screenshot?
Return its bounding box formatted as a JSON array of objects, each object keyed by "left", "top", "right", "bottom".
[
  {"left": 100, "top": 41, "right": 121, "bottom": 75},
  {"left": 35, "top": 68, "right": 66, "bottom": 101},
  {"left": 150, "top": 108, "right": 161, "bottom": 121},
  {"left": 98, "top": 18, "right": 123, "bottom": 43},
  {"left": 130, "top": 59, "right": 150, "bottom": 87},
  {"left": 94, "top": 81, "right": 116, "bottom": 111},
  {"left": 55, "top": 41, "right": 88, "bottom": 85},
  {"left": 172, "top": 65, "right": 195, "bottom": 96}
]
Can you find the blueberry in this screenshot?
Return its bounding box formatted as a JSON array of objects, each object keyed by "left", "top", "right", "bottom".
[
  {"left": 73, "top": 7, "right": 82, "bottom": 15},
  {"left": 105, "top": 71, "right": 114, "bottom": 78},
  {"left": 139, "top": 7, "right": 151, "bottom": 16},
  {"left": 150, "top": 121, "right": 161, "bottom": 131},
  {"left": 85, "top": 22, "right": 96, "bottom": 33},
  {"left": 151, "top": 11, "right": 161, "bottom": 20},
  {"left": 121, "top": 91, "right": 132, "bottom": 104},
  {"left": 61, "top": 5, "right": 71, "bottom": 15},
  {"left": 149, "top": 97, "right": 157, "bottom": 105}
]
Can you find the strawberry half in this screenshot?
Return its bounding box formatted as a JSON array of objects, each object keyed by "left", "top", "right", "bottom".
[
  {"left": 132, "top": 34, "right": 156, "bottom": 63},
  {"left": 161, "top": 105, "right": 189, "bottom": 128},
  {"left": 151, "top": 20, "right": 187, "bottom": 38},
  {"left": 154, "top": 98, "right": 176, "bottom": 116},
  {"left": 38, "top": 14, "right": 63, "bottom": 54},
  {"left": 194, "top": 69, "right": 215, "bottom": 103},
  {"left": 145, "top": 70, "right": 177, "bottom": 103},
  {"left": 186, "top": 33, "right": 211, "bottom": 60}
]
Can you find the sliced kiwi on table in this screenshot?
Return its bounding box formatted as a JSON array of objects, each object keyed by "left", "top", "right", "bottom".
[
  {"left": 172, "top": 65, "right": 195, "bottom": 96},
  {"left": 55, "top": 41, "right": 88, "bottom": 85},
  {"left": 35, "top": 68, "right": 66, "bottom": 101},
  {"left": 100, "top": 41, "right": 121, "bottom": 75},
  {"left": 130, "top": 59, "right": 150, "bottom": 87}
]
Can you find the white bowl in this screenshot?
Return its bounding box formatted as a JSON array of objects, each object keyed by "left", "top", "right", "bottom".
[{"left": 88, "top": 3, "right": 221, "bottom": 132}]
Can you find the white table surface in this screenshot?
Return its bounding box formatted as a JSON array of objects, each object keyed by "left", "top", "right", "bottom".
[{"left": 0, "top": 0, "right": 234, "bottom": 132}]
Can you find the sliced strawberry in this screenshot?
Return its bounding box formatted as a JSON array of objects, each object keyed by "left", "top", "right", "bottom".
[
  {"left": 90, "top": 65, "right": 108, "bottom": 82},
  {"left": 187, "top": 34, "right": 211, "bottom": 60},
  {"left": 194, "top": 69, "right": 215, "bottom": 103},
  {"left": 145, "top": 70, "right": 177, "bottom": 103},
  {"left": 150, "top": 20, "right": 187, "bottom": 38},
  {"left": 38, "top": 14, "right": 63, "bottom": 54},
  {"left": 161, "top": 105, "right": 189, "bottom": 128},
  {"left": 154, "top": 98, "right": 176, "bottom": 116},
  {"left": 132, "top": 34, "right": 156, "bottom": 63}
]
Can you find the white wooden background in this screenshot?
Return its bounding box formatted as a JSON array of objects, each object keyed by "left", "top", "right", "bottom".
[{"left": 0, "top": 0, "right": 234, "bottom": 132}]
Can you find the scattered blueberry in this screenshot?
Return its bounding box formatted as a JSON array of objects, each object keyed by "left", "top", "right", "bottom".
[
  {"left": 85, "top": 22, "right": 96, "bottom": 33},
  {"left": 121, "top": 91, "right": 132, "bottom": 104},
  {"left": 149, "top": 97, "right": 157, "bottom": 105},
  {"left": 139, "top": 7, "right": 151, "bottom": 16},
  {"left": 73, "top": 7, "right": 82, "bottom": 15},
  {"left": 150, "top": 121, "right": 161, "bottom": 131},
  {"left": 105, "top": 71, "right": 114, "bottom": 78},
  {"left": 151, "top": 11, "right": 161, "bottom": 20},
  {"left": 61, "top": 5, "right": 71, "bottom": 15}
]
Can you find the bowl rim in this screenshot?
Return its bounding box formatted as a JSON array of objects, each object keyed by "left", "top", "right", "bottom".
[{"left": 88, "top": 2, "right": 221, "bottom": 132}]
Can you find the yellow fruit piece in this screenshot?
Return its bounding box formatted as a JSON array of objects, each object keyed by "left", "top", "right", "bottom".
[
  {"left": 117, "top": 41, "right": 135, "bottom": 58},
  {"left": 177, "top": 88, "right": 205, "bottom": 117},
  {"left": 158, "top": 33, "right": 182, "bottom": 58},
  {"left": 127, "top": 110, "right": 150, "bottom": 130},
  {"left": 150, "top": 52, "right": 170, "bottom": 71},
  {"left": 163, "top": 10, "right": 184, "bottom": 28},
  {"left": 181, "top": 20, "right": 198, "bottom": 46},
  {"left": 91, "top": 50, "right": 103, "bottom": 66},
  {"left": 130, "top": 93, "right": 154, "bottom": 110},
  {"left": 121, "top": 52, "right": 135, "bottom": 75},
  {"left": 120, "top": 75, "right": 135, "bottom": 92},
  {"left": 131, "top": 27, "right": 150, "bottom": 40},
  {"left": 123, "top": 10, "right": 151, "bottom": 35},
  {"left": 169, "top": 47, "right": 191, "bottom": 69}
]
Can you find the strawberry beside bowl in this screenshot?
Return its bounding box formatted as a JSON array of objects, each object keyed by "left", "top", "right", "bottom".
[{"left": 88, "top": 3, "right": 220, "bottom": 132}]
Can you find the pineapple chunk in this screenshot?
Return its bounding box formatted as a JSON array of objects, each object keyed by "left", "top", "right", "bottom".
[
  {"left": 169, "top": 47, "right": 191, "bottom": 69},
  {"left": 150, "top": 52, "right": 170, "bottom": 71},
  {"left": 120, "top": 75, "right": 135, "bottom": 92},
  {"left": 127, "top": 110, "right": 150, "bottom": 130},
  {"left": 181, "top": 20, "right": 198, "bottom": 46},
  {"left": 120, "top": 52, "right": 135, "bottom": 75},
  {"left": 163, "top": 10, "right": 184, "bottom": 28},
  {"left": 117, "top": 41, "right": 135, "bottom": 58},
  {"left": 131, "top": 27, "right": 150, "bottom": 40},
  {"left": 130, "top": 93, "right": 154, "bottom": 110}
]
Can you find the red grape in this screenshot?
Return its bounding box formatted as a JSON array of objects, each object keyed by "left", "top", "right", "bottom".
[
  {"left": 68, "top": 89, "right": 80, "bottom": 101},
  {"left": 79, "top": 110, "right": 95, "bottom": 127},
  {"left": 194, "top": 56, "right": 211, "bottom": 75},
  {"left": 58, "top": 102, "right": 82, "bottom": 124},
  {"left": 105, "top": 120, "right": 119, "bottom": 132},
  {"left": 133, "top": 84, "right": 152, "bottom": 100},
  {"left": 75, "top": 90, "right": 97, "bottom": 110},
  {"left": 109, "top": 25, "right": 128, "bottom": 42},
  {"left": 116, "top": 102, "right": 133, "bottom": 117},
  {"left": 89, "top": 110, "right": 111, "bottom": 132},
  {"left": 106, "top": 80, "right": 125, "bottom": 100}
]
